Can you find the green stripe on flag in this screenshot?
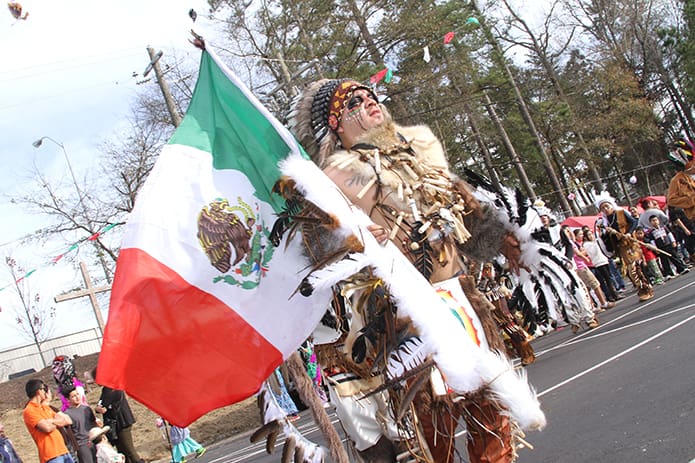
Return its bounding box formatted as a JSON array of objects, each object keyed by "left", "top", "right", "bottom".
[{"left": 170, "top": 52, "right": 297, "bottom": 212}]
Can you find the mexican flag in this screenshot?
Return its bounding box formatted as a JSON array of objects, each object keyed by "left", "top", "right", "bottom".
[{"left": 97, "top": 47, "right": 332, "bottom": 426}]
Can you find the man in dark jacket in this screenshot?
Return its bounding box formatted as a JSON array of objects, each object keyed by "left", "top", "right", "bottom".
[{"left": 92, "top": 369, "right": 144, "bottom": 463}]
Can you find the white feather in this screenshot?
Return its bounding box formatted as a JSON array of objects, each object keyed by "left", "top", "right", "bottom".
[{"left": 282, "top": 155, "right": 546, "bottom": 431}]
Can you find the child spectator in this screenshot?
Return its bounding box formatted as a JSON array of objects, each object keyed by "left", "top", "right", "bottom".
[
  {"left": 89, "top": 427, "right": 124, "bottom": 463},
  {"left": 635, "top": 228, "right": 664, "bottom": 285},
  {"left": 0, "top": 421, "right": 23, "bottom": 463},
  {"left": 162, "top": 422, "right": 205, "bottom": 463},
  {"left": 646, "top": 215, "right": 689, "bottom": 278}
]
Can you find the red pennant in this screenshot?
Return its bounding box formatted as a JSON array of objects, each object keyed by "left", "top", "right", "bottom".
[
  {"left": 443, "top": 31, "right": 455, "bottom": 44},
  {"left": 370, "top": 68, "right": 388, "bottom": 84}
]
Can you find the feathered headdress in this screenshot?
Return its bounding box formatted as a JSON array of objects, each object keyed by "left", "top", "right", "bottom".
[
  {"left": 669, "top": 137, "right": 694, "bottom": 169},
  {"left": 594, "top": 191, "right": 617, "bottom": 212},
  {"left": 287, "top": 78, "right": 376, "bottom": 168}
]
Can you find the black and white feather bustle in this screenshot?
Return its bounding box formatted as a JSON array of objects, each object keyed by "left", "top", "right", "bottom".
[{"left": 465, "top": 169, "right": 593, "bottom": 328}]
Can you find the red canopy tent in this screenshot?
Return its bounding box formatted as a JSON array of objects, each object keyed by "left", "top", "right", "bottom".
[{"left": 561, "top": 215, "right": 600, "bottom": 229}]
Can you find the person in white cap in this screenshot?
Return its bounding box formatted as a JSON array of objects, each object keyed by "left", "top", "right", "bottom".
[
  {"left": 88, "top": 427, "right": 124, "bottom": 463},
  {"left": 596, "top": 194, "right": 653, "bottom": 301}
]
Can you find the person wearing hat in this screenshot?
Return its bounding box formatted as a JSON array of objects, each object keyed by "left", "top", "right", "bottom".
[
  {"left": 285, "top": 79, "right": 544, "bottom": 463},
  {"left": 477, "top": 262, "right": 535, "bottom": 366},
  {"left": 667, "top": 137, "right": 695, "bottom": 221},
  {"left": 88, "top": 427, "right": 124, "bottom": 463},
  {"left": 596, "top": 194, "right": 653, "bottom": 301},
  {"left": 23, "top": 378, "right": 74, "bottom": 463}
]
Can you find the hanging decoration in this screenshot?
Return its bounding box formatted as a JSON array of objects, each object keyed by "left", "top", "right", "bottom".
[
  {"left": 443, "top": 31, "right": 455, "bottom": 44},
  {"left": 0, "top": 223, "right": 122, "bottom": 293},
  {"left": 465, "top": 17, "right": 480, "bottom": 26},
  {"left": 384, "top": 69, "right": 393, "bottom": 83},
  {"left": 370, "top": 68, "right": 389, "bottom": 84},
  {"left": 423, "top": 46, "right": 431, "bottom": 63},
  {"left": 629, "top": 175, "right": 637, "bottom": 184},
  {"left": 567, "top": 193, "right": 576, "bottom": 201}
]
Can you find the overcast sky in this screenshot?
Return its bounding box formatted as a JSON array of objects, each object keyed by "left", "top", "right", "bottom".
[{"left": 0, "top": 0, "right": 214, "bottom": 350}]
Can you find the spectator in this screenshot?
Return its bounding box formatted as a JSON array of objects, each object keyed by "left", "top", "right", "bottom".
[
  {"left": 52, "top": 356, "right": 88, "bottom": 412},
  {"left": 637, "top": 199, "right": 668, "bottom": 230},
  {"left": 88, "top": 427, "right": 124, "bottom": 463},
  {"left": 63, "top": 386, "right": 97, "bottom": 463},
  {"left": 635, "top": 228, "right": 664, "bottom": 285},
  {"left": 299, "top": 338, "right": 329, "bottom": 406},
  {"left": 92, "top": 369, "right": 144, "bottom": 463},
  {"left": 23, "top": 379, "right": 74, "bottom": 463},
  {"left": 267, "top": 368, "right": 300, "bottom": 422},
  {"left": 581, "top": 228, "right": 620, "bottom": 302},
  {"left": 668, "top": 206, "right": 695, "bottom": 263},
  {"left": 167, "top": 424, "right": 205, "bottom": 463},
  {"left": 645, "top": 215, "right": 689, "bottom": 278},
  {"left": 571, "top": 230, "right": 615, "bottom": 317},
  {"left": 0, "top": 421, "right": 23, "bottom": 463}
]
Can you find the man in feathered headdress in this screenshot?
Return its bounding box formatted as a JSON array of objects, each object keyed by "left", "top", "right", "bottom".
[
  {"left": 666, "top": 137, "right": 695, "bottom": 221},
  {"left": 283, "top": 79, "right": 545, "bottom": 463},
  {"left": 595, "top": 193, "right": 653, "bottom": 301}
]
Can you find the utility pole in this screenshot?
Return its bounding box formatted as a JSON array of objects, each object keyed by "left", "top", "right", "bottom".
[{"left": 145, "top": 47, "right": 182, "bottom": 127}]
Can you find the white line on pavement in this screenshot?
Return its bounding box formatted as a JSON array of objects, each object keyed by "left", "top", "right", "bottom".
[
  {"left": 535, "top": 301, "right": 695, "bottom": 355},
  {"left": 535, "top": 279, "right": 695, "bottom": 356},
  {"left": 537, "top": 311, "right": 695, "bottom": 397}
]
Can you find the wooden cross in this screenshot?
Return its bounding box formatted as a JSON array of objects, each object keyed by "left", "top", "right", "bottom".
[{"left": 54, "top": 261, "right": 111, "bottom": 337}]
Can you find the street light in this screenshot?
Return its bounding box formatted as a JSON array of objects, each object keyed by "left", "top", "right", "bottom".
[
  {"left": 32, "top": 136, "right": 113, "bottom": 282},
  {"left": 32, "top": 135, "right": 111, "bottom": 337},
  {"left": 32, "top": 136, "right": 86, "bottom": 212}
]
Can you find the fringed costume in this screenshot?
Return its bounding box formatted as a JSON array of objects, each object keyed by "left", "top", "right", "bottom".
[
  {"left": 249, "top": 78, "right": 554, "bottom": 463},
  {"left": 477, "top": 264, "right": 535, "bottom": 366},
  {"left": 596, "top": 194, "right": 653, "bottom": 302}
]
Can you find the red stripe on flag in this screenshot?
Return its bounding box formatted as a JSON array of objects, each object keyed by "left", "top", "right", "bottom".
[{"left": 97, "top": 247, "right": 282, "bottom": 427}]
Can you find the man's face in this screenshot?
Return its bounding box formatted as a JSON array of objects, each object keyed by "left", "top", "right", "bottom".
[
  {"left": 35, "top": 383, "right": 48, "bottom": 401},
  {"left": 650, "top": 216, "right": 660, "bottom": 227},
  {"left": 635, "top": 229, "right": 644, "bottom": 239},
  {"left": 600, "top": 202, "right": 614, "bottom": 214},
  {"left": 337, "top": 89, "right": 384, "bottom": 146},
  {"left": 68, "top": 389, "right": 82, "bottom": 407},
  {"left": 540, "top": 215, "right": 550, "bottom": 227},
  {"left": 648, "top": 200, "right": 658, "bottom": 209}
]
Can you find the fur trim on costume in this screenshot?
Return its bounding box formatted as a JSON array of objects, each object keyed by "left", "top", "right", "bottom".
[
  {"left": 594, "top": 191, "right": 617, "bottom": 211},
  {"left": 460, "top": 205, "right": 509, "bottom": 262},
  {"left": 280, "top": 154, "right": 546, "bottom": 431},
  {"left": 253, "top": 382, "right": 327, "bottom": 462}
]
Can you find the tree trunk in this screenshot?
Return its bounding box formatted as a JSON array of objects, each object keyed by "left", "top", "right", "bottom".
[
  {"left": 465, "top": 103, "right": 503, "bottom": 191},
  {"left": 482, "top": 90, "right": 537, "bottom": 200},
  {"left": 472, "top": 1, "right": 570, "bottom": 212}
]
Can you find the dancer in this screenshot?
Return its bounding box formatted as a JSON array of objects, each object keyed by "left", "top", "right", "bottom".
[
  {"left": 477, "top": 262, "right": 535, "bottom": 365},
  {"left": 596, "top": 194, "right": 654, "bottom": 301},
  {"left": 667, "top": 137, "right": 695, "bottom": 221},
  {"left": 277, "top": 78, "right": 552, "bottom": 462}
]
